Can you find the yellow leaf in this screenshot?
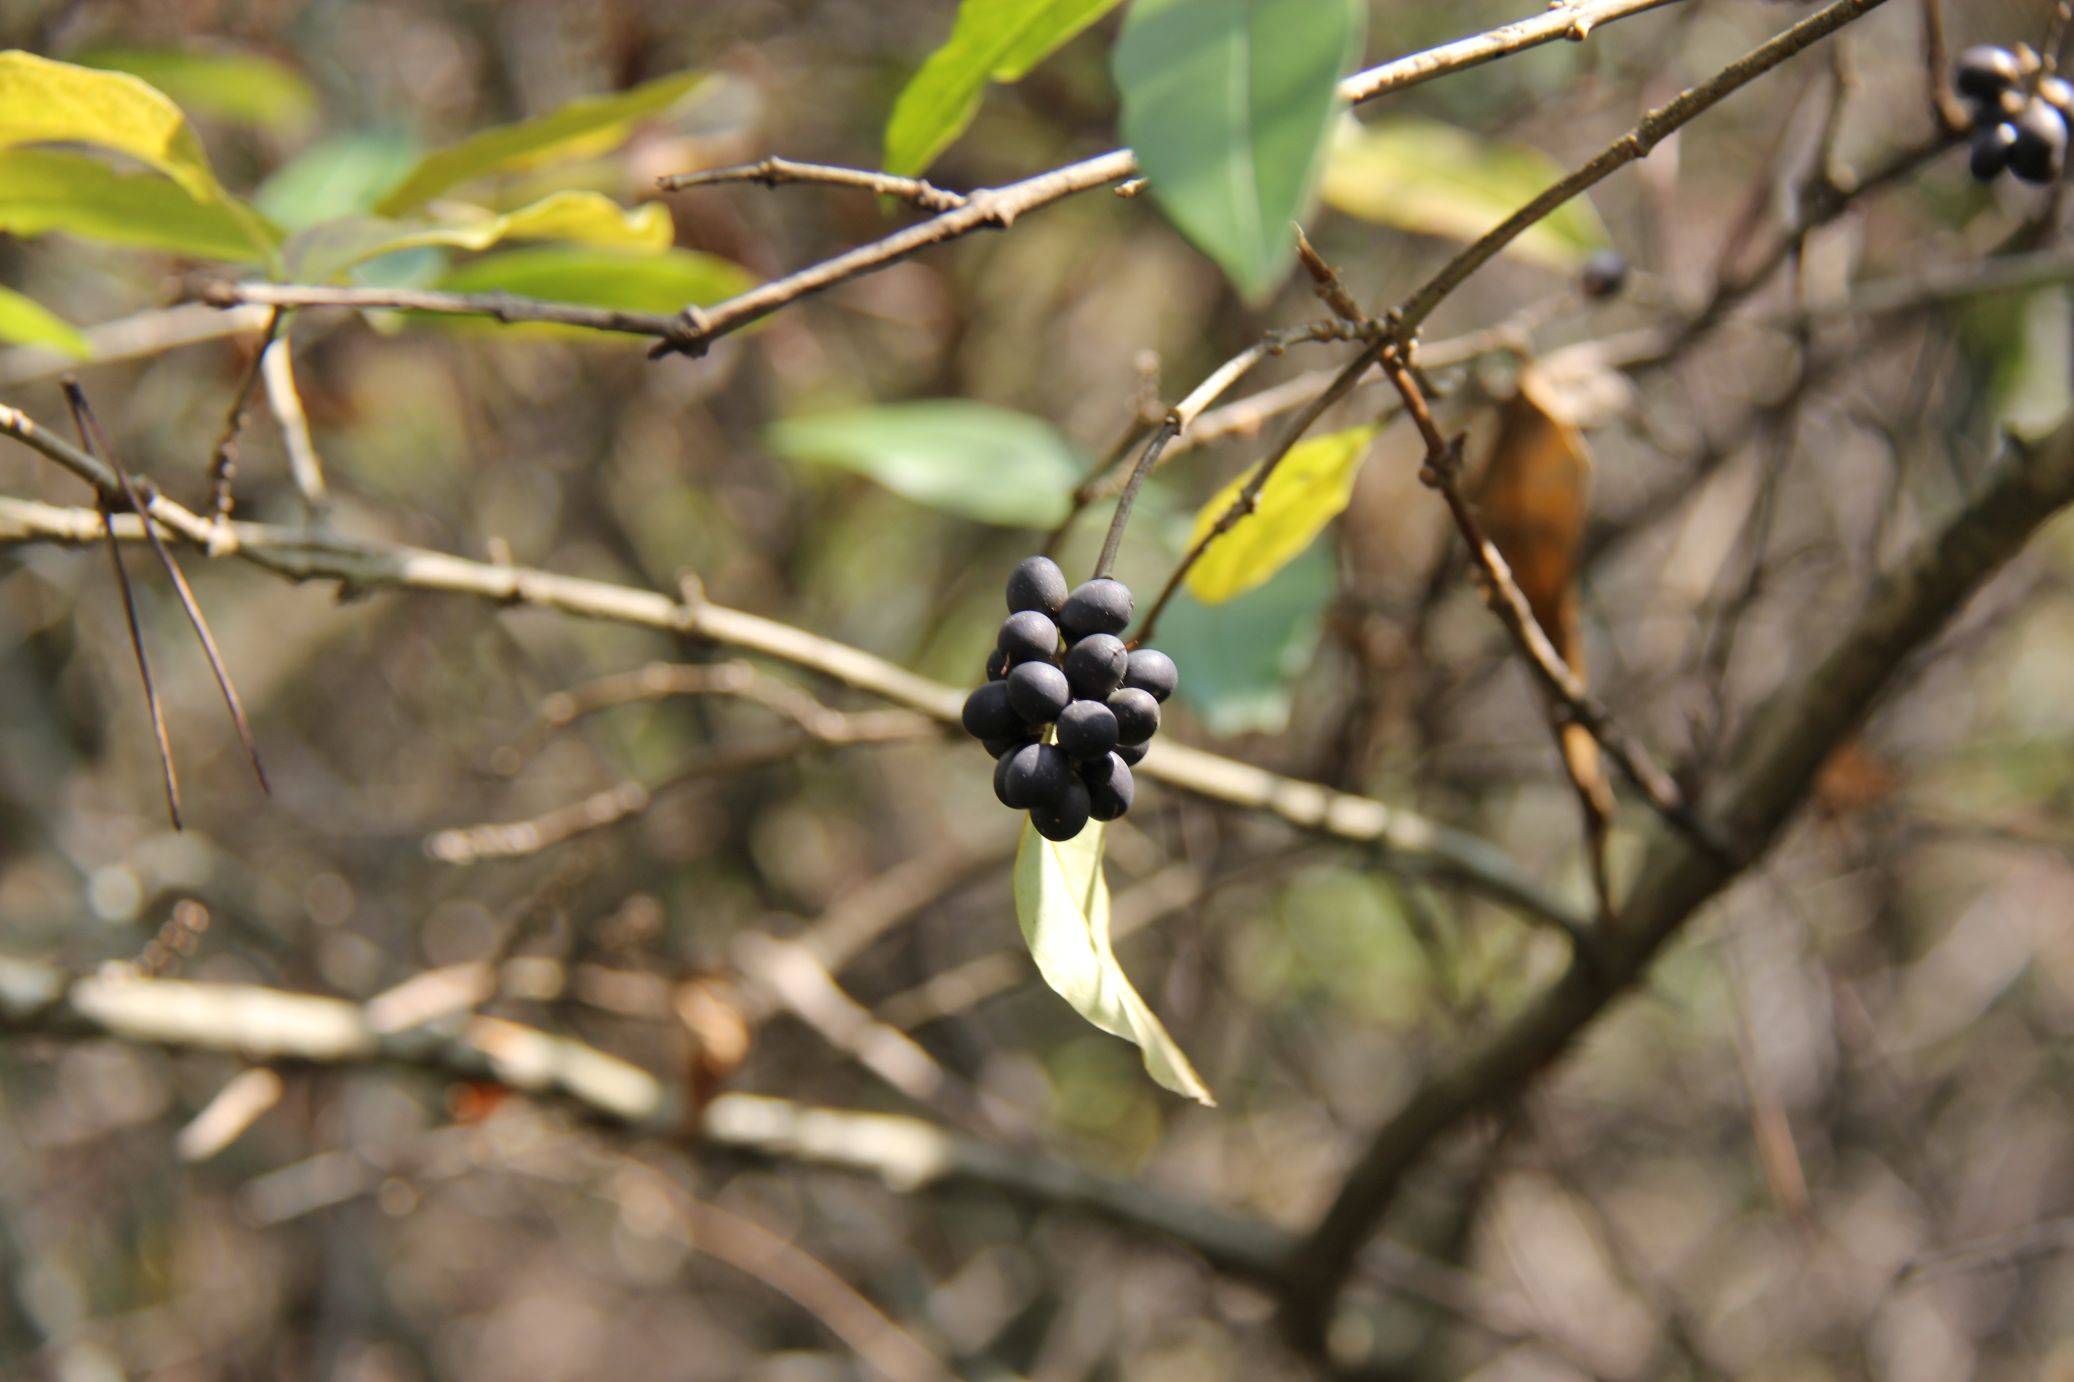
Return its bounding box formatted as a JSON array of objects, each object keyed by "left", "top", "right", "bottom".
[
  {"left": 0, "top": 50, "right": 275, "bottom": 259},
  {"left": 1322, "top": 115, "right": 1608, "bottom": 270},
  {"left": 0, "top": 148, "right": 277, "bottom": 262},
  {"left": 1185, "top": 424, "right": 1378, "bottom": 604},
  {"left": 373, "top": 69, "right": 708, "bottom": 215},
  {"left": 285, "top": 190, "right": 674, "bottom": 283}
]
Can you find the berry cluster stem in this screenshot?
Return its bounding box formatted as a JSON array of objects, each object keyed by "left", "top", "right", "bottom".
[{"left": 1091, "top": 421, "right": 1177, "bottom": 580}]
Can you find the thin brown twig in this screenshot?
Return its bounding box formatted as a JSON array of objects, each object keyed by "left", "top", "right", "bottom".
[
  {"left": 1373, "top": 350, "right": 1732, "bottom": 866},
  {"left": 503, "top": 659, "right": 880, "bottom": 764},
  {"left": 1393, "top": 0, "right": 1900, "bottom": 341},
  {"left": 1135, "top": 341, "right": 1386, "bottom": 644},
  {"left": 63, "top": 383, "right": 270, "bottom": 796},
  {"left": 428, "top": 715, "right": 932, "bottom": 864},
  {"left": 195, "top": 280, "right": 695, "bottom": 345},
  {"left": 205, "top": 307, "right": 283, "bottom": 523},
  {"left": 94, "top": 486, "right": 182, "bottom": 829},
  {"left": 659, "top": 156, "right": 967, "bottom": 213}
]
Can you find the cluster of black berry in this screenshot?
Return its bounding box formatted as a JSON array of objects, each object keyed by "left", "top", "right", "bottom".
[
  {"left": 959, "top": 556, "right": 1177, "bottom": 841},
  {"left": 1958, "top": 44, "right": 2071, "bottom": 184}
]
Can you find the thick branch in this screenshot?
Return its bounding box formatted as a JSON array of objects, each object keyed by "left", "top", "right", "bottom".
[{"left": 1279, "top": 409, "right": 2074, "bottom": 1355}]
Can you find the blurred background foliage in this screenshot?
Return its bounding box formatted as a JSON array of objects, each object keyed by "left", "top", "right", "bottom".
[{"left": 1, "top": 0, "right": 2073, "bottom": 1378}]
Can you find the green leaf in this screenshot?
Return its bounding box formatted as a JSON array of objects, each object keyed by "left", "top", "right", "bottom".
[
  {"left": 766, "top": 401, "right": 1082, "bottom": 526},
  {"left": 1114, "top": 0, "right": 1363, "bottom": 299},
  {"left": 0, "top": 50, "right": 278, "bottom": 259},
  {"left": 428, "top": 246, "right": 756, "bottom": 337},
  {"left": 0, "top": 148, "right": 276, "bottom": 261},
  {"left": 884, "top": 0, "right": 1123, "bottom": 177},
  {"left": 74, "top": 45, "right": 315, "bottom": 133},
  {"left": 1014, "top": 821, "right": 1214, "bottom": 1105},
  {"left": 1159, "top": 544, "right": 1331, "bottom": 736},
  {"left": 285, "top": 190, "right": 674, "bottom": 283},
  {"left": 373, "top": 69, "right": 708, "bottom": 215},
  {"left": 1185, "top": 424, "right": 1375, "bottom": 603},
  {"left": 1321, "top": 115, "right": 1610, "bottom": 269},
  {"left": 0, "top": 286, "right": 89, "bottom": 358},
  {"left": 255, "top": 131, "right": 425, "bottom": 231}
]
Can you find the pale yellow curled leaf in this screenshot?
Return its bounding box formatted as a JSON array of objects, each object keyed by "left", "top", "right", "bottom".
[
  {"left": 1321, "top": 115, "right": 1609, "bottom": 270},
  {"left": 374, "top": 69, "right": 708, "bottom": 214},
  {"left": 1014, "top": 822, "right": 1214, "bottom": 1105},
  {"left": 0, "top": 50, "right": 275, "bottom": 258},
  {"left": 0, "top": 285, "right": 89, "bottom": 358},
  {"left": 285, "top": 191, "right": 674, "bottom": 283},
  {"left": 0, "top": 148, "right": 275, "bottom": 262},
  {"left": 1185, "top": 424, "right": 1377, "bottom": 604}
]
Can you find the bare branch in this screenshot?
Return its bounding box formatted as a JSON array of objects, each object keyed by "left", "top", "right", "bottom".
[
  {"left": 660, "top": 156, "right": 967, "bottom": 213},
  {"left": 0, "top": 429, "right": 1586, "bottom": 933},
  {"left": 1279, "top": 408, "right": 2074, "bottom": 1355},
  {"left": 1395, "top": 0, "right": 1900, "bottom": 340}
]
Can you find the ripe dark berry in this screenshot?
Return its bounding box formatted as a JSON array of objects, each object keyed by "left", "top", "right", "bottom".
[
  {"left": 1580, "top": 249, "right": 1629, "bottom": 300},
  {"left": 1060, "top": 578, "right": 1134, "bottom": 640},
  {"left": 1003, "top": 742, "right": 1073, "bottom": 807},
  {"left": 1972, "top": 122, "right": 2018, "bottom": 181},
  {"left": 1006, "top": 660, "right": 1070, "bottom": 724},
  {"left": 1057, "top": 699, "right": 1119, "bottom": 760},
  {"left": 1006, "top": 555, "right": 1069, "bottom": 617},
  {"left": 1115, "top": 740, "right": 1147, "bottom": 767},
  {"left": 981, "top": 728, "right": 1034, "bottom": 757},
  {"left": 2009, "top": 98, "right": 2068, "bottom": 183},
  {"left": 962, "top": 681, "right": 1021, "bottom": 741},
  {"left": 1086, "top": 759, "right": 1134, "bottom": 822},
  {"left": 986, "top": 648, "right": 1009, "bottom": 681},
  {"left": 1079, "top": 750, "right": 1122, "bottom": 784},
  {"left": 998, "top": 610, "right": 1060, "bottom": 664},
  {"left": 2041, "top": 75, "right": 2074, "bottom": 119},
  {"left": 1123, "top": 648, "right": 1178, "bottom": 702},
  {"left": 1064, "top": 632, "right": 1129, "bottom": 698},
  {"left": 994, "top": 749, "right": 1027, "bottom": 807},
  {"left": 1108, "top": 687, "right": 1160, "bottom": 745},
  {"left": 1956, "top": 45, "right": 2022, "bottom": 104},
  {"left": 1030, "top": 777, "right": 1091, "bottom": 841}
]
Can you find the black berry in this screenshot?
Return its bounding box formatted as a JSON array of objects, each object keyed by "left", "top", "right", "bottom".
[
  {"left": 1003, "top": 742, "right": 1073, "bottom": 807},
  {"left": 1030, "top": 777, "right": 1091, "bottom": 841},
  {"left": 1086, "top": 759, "right": 1134, "bottom": 821},
  {"left": 1108, "top": 687, "right": 1160, "bottom": 745},
  {"left": 998, "top": 610, "right": 1060, "bottom": 664},
  {"left": 1956, "top": 46, "right": 2022, "bottom": 104},
  {"left": 1123, "top": 648, "right": 1178, "bottom": 702},
  {"left": 994, "top": 749, "right": 1027, "bottom": 807},
  {"left": 1079, "top": 750, "right": 1122, "bottom": 784},
  {"left": 1115, "top": 740, "right": 1147, "bottom": 766},
  {"left": 1056, "top": 699, "right": 1119, "bottom": 760},
  {"left": 1064, "top": 633, "right": 1128, "bottom": 698},
  {"left": 986, "top": 648, "right": 1009, "bottom": 681},
  {"left": 1060, "top": 578, "right": 1134, "bottom": 640},
  {"left": 1006, "top": 660, "right": 1070, "bottom": 724},
  {"left": 1580, "top": 249, "right": 1628, "bottom": 300},
  {"left": 2009, "top": 98, "right": 2067, "bottom": 183},
  {"left": 1972, "top": 122, "right": 2018, "bottom": 181},
  {"left": 981, "top": 728, "right": 1034, "bottom": 757},
  {"left": 1006, "top": 555, "right": 1069, "bottom": 617},
  {"left": 961, "top": 680, "right": 1021, "bottom": 741}
]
